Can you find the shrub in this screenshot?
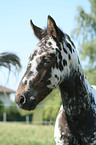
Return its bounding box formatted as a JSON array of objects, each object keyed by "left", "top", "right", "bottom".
[
  {"left": 0, "top": 100, "right": 4, "bottom": 113},
  {"left": 43, "top": 89, "right": 61, "bottom": 122}
]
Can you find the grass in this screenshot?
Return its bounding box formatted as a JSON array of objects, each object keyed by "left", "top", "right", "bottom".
[{"left": 0, "top": 123, "right": 56, "bottom": 145}]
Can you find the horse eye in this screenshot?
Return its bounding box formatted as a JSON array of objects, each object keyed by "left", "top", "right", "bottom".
[
  {"left": 44, "top": 58, "right": 51, "bottom": 63},
  {"left": 41, "top": 56, "right": 51, "bottom": 64}
]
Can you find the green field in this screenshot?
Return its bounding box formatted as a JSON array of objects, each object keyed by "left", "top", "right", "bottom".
[{"left": 0, "top": 123, "right": 56, "bottom": 145}]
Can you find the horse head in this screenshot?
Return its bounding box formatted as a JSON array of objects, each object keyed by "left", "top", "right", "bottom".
[{"left": 15, "top": 16, "right": 76, "bottom": 111}]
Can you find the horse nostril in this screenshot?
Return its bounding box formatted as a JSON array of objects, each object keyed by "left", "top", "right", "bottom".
[
  {"left": 20, "top": 95, "right": 26, "bottom": 105},
  {"left": 30, "top": 96, "right": 36, "bottom": 101}
]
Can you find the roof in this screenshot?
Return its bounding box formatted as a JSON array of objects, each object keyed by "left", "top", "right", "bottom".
[{"left": 0, "top": 85, "right": 15, "bottom": 94}]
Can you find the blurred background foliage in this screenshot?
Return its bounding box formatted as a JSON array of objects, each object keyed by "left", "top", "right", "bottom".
[{"left": 72, "top": 0, "right": 96, "bottom": 85}]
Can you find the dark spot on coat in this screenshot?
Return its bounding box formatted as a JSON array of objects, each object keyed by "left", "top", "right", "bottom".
[
  {"left": 59, "top": 61, "right": 63, "bottom": 71},
  {"left": 63, "top": 59, "right": 67, "bottom": 66},
  {"left": 59, "top": 52, "right": 62, "bottom": 61},
  {"left": 23, "top": 80, "right": 27, "bottom": 86},
  {"left": 48, "top": 42, "right": 52, "bottom": 46},
  {"left": 55, "top": 74, "right": 59, "bottom": 80},
  {"left": 29, "top": 80, "right": 33, "bottom": 88},
  {"left": 78, "top": 58, "right": 80, "bottom": 64},
  {"left": 27, "top": 71, "right": 34, "bottom": 78},
  {"left": 63, "top": 46, "right": 68, "bottom": 54},
  {"left": 56, "top": 48, "right": 60, "bottom": 54},
  {"left": 56, "top": 62, "right": 59, "bottom": 69},
  {"left": 68, "top": 54, "right": 71, "bottom": 60},
  {"left": 31, "top": 50, "right": 37, "bottom": 60},
  {"left": 66, "top": 42, "right": 72, "bottom": 53}
]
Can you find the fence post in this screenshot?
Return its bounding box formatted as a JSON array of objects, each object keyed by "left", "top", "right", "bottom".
[
  {"left": 26, "top": 116, "right": 29, "bottom": 124},
  {"left": 3, "top": 112, "right": 6, "bottom": 122}
]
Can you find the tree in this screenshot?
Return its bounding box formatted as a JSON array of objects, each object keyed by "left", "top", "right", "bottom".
[
  {"left": 0, "top": 100, "right": 4, "bottom": 113},
  {"left": 72, "top": 0, "right": 96, "bottom": 85},
  {"left": 0, "top": 52, "right": 21, "bottom": 71},
  {"left": 0, "top": 52, "right": 21, "bottom": 120},
  {"left": 0, "top": 51, "right": 21, "bottom": 104}
]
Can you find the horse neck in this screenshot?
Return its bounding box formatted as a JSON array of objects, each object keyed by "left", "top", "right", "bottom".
[{"left": 59, "top": 66, "right": 95, "bottom": 117}]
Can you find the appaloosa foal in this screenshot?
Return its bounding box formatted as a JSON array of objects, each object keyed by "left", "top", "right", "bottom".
[{"left": 15, "top": 16, "right": 96, "bottom": 145}]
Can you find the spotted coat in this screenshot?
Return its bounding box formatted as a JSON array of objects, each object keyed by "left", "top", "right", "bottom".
[{"left": 15, "top": 16, "right": 96, "bottom": 145}]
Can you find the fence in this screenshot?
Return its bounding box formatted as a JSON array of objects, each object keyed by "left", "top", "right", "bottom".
[
  {"left": 1, "top": 112, "right": 31, "bottom": 124},
  {"left": 0, "top": 103, "right": 60, "bottom": 124}
]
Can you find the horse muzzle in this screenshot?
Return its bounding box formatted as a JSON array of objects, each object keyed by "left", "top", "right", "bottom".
[{"left": 15, "top": 92, "right": 37, "bottom": 111}]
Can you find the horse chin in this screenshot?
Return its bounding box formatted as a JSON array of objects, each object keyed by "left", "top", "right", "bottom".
[
  {"left": 17, "top": 102, "right": 37, "bottom": 111},
  {"left": 27, "top": 105, "right": 36, "bottom": 111},
  {"left": 26, "top": 102, "right": 37, "bottom": 111}
]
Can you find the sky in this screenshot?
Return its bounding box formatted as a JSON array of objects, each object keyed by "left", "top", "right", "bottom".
[{"left": 0, "top": 0, "right": 90, "bottom": 96}]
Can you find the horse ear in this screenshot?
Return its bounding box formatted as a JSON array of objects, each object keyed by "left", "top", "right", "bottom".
[
  {"left": 30, "top": 20, "right": 47, "bottom": 40},
  {"left": 47, "top": 15, "right": 64, "bottom": 41}
]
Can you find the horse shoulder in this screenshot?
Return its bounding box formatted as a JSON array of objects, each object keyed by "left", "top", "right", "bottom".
[{"left": 54, "top": 105, "right": 71, "bottom": 145}]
